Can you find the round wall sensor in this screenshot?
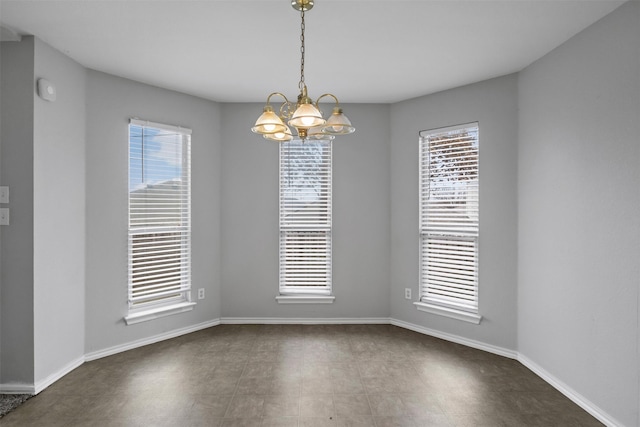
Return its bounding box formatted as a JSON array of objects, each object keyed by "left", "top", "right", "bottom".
[{"left": 37, "top": 78, "right": 56, "bottom": 102}]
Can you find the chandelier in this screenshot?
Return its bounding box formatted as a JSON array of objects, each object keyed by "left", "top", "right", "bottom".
[{"left": 251, "top": 0, "right": 355, "bottom": 142}]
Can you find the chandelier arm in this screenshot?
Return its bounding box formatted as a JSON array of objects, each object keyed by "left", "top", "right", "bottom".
[
  {"left": 266, "top": 92, "right": 291, "bottom": 105},
  {"left": 315, "top": 93, "right": 341, "bottom": 107},
  {"left": 279, "top": 100, "right": 297, "bottom": 120}
]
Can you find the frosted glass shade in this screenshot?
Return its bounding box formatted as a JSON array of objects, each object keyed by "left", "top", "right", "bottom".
[
  {"left": 264, "top": 125, "right": 293, "bottom": 142},
  {"left": 252, "top": 107, "right": 287, "bottom": 134},
  {"left": 307, "top": 125, "right": 335, "bottom": 141},
  {"left": 288, "top": 103, "right": 325, "bottom": 129},
  {"left": 322, "top": 108, "right": 355, "bottom": 135}
]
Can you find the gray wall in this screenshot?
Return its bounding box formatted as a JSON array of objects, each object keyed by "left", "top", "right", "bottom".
[
  {"left": 517, "top": 2, "right": 640, "bottom": 426},
  {"left": 0, "top": 37, "right": 35, "bottom": 387},
  {"left": 220, "top": 103, "right": 390, "bottom": 319},
  {"left": 85, "top": 71, "right": 222, "bottom": 354},
  {"left": 389, "top": 75, "right": 519, "bottom": 352},
  {"left": 32, "top": 38, "right": 86, "bottom": 385},
  {"left": 0, "top": 36, "right": 86, "bottom": 389}
]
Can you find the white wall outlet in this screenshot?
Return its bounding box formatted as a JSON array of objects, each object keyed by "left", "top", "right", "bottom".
[
  {"left": 0, "top": 208, "right": 9, "bottom": 226},
  {"left": 198, "top": 288, "right": 205, "bottom": 300},
  {"left": 405, "top": 288, "right": 411, "bottom": 300},
  {"left": 0, "top": 186, "right": 8, "bottom": 203}
]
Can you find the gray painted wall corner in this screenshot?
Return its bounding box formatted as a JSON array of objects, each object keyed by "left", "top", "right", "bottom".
[{"left": 0, "top": 36, "right": 36, "bottom": 386}]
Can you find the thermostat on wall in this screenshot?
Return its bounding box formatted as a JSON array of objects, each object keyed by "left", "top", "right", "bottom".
[{"left": 37, "top": 78, "right": 56, "bottom": 102}]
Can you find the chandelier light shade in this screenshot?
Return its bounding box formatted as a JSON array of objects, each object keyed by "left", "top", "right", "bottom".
[
  {"left": 251, "top": 0, "right": 355, "bottom": 141},
  {"left": 323, "top": 107, "right": 356, "bottom": 135},
  {"left": 264, "top": 125, "right": 294, "bottom": 142},
  {"left": 288, "top": 101, "right": 325, "bottom": 130},
  {"left": 307, "top": 125, "right": 335, "bottom": 141},
  {"left": 251, "top": 106, "right": 287, "bottom": 135}
]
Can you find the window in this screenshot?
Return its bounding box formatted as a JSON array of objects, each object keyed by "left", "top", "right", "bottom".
[
  {"left": 125, "top": 119, "right": 194, "bottom": 324},
  {"left": 416, "top": 123, "right": 481, "bottom": 324},
  {"left": 278, "top": 140, "right": 333, "bottom": 302}
]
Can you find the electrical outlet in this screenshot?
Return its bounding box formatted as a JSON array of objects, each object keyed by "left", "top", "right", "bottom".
[
  {"left": 198, "top": 288, "right": 205, "bottom": 300},
  {"left": 405, "top": 288, "right": 411, "bottom": 300},
  {"left": 0, "top": 186, "right": 8, "bottom": 203}
]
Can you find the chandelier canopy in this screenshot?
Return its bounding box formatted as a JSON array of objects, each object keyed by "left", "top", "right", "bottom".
[{"left": 251, "top": 0, "right": 355, "bottom": 142}]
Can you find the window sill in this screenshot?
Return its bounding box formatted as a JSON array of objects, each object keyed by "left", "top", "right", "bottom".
[
  {"left": 276, "top": 295, "right": 335, "bottom": 304},
  {"left": 414, "top": 301, "right": 482, "bottom": 324},
  {"left": 124, "top": 301, "right": 196, "bottom": 325}
]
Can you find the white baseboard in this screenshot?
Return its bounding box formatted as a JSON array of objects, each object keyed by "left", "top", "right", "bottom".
[
  {"left": 34, "top": 356, "right": 85, "bottom": 394},
  {"left": 0, "top": 356, "right": 85, "bottom": 395},
  {"left": 0, "top": 382, "right": 36, "bottom": 394},
  {"left": 518, "top": 354, "right": 623, "bottom": 427},
  {"left": 389, "top": 317, "right": 518, "bottom": 359},
  {"left": 220, "top": 317, "right": 389, "bottom": 325},
  {"left": 84, "top": 318, "right": 221, "bottom": 361}
]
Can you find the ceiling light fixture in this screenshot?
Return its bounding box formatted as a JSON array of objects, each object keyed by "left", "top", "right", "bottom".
[{"left": 251, "top": 0, "right": 355, "bottom": 142}]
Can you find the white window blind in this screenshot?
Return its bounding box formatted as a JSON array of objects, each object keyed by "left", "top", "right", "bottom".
[
  {"left": 279, "top": 140, "right": 332, "bottom": 295},
  {"left": 419, "top": 123, "right": 479, "bottom": 312},
  {"left": 128, "top": 119, "right": 192, "bottom": 308}
]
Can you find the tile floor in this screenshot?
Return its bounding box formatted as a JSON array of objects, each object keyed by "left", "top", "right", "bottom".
[{"left": 1, "top": 324, "right": 603, "bottom": 426}]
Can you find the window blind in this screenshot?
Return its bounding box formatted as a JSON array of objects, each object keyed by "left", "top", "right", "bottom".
[
  {"left": 419, "top": 123, "right": 479, "bottom": 311},
  {"left": 279, "top": 140, "right": 332, "bottom": 295},
  {"left": 128, "top": 119, "right": 192, "bottom": 307}
]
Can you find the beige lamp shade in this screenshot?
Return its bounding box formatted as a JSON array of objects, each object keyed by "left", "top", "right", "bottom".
[
  {"left": 288, "top": 102, "right": 325, "bottom": 129},
  {"left": 322, "top": 107, "right": 355, "bottom": 135},
  {"left": 264, "top": 125, "right": 294, "bottom": 142},
  {"left": 307, "top": 125, "right": 335, "bottom": 141},
  {"left": 252, "top": 106, "right": 287, "bottom": 134}
]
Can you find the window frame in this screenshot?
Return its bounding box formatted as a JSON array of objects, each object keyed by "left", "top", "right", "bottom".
[
  {"left": 277, "top": 139, "right": 334, "bottom": 303},
  {"left": 415, "top": 122, "right": 481, "bottom": 324},
  {"left": 124, "top": 118, "right": 195, "bottom": 325}
]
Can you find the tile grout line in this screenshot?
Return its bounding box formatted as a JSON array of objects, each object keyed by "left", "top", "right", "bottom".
[
  {"left": 221, "top": 329, "right": 256, "bottom": 422},
  {"left": 350, "top": 334, "right": 381, "bottom": 427}
]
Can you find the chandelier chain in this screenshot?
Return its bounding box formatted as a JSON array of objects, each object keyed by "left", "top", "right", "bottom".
[{"left": 299, "top": 8, "right": 305, "bottom": 91}]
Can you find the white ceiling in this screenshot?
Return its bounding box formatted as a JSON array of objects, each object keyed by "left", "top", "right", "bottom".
[{"left": 0, "top": 0, "right": 625, "bottom": 103}]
